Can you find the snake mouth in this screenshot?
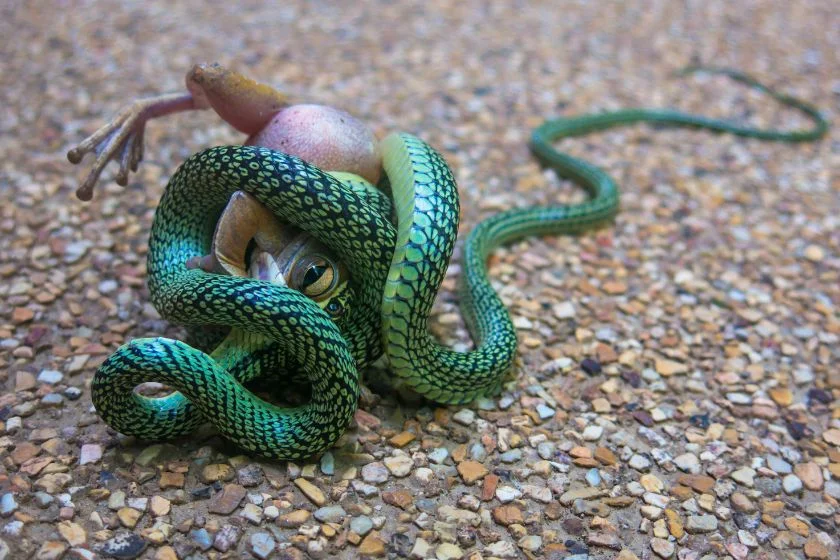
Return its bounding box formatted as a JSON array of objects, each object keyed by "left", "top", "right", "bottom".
[{"left": 185, "top": 189, "right": 350, "bottom": 312}]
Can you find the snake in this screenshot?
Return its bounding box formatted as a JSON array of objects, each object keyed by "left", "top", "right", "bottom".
[{"left": 92, "top": 67, "right": 827, "bottom": 460}]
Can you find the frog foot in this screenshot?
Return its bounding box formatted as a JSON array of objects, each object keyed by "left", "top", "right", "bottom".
[{"left": 67, "top": 93, "right": 193, "bottom": 201}]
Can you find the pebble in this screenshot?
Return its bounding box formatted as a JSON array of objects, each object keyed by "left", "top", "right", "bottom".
[
  {"left": 794, "top": 462, "right": 824, "bottom": 490},
  {"left": 686, "top": 514, "right": 718, "bottom": 533},
  {"left": 384, "top": 454, "right": 413, "bottom": 477},
  {"left": 453, "top": 409, "right": 476, "bottom": 425},
  {"left": 650, "top": 537, "right": 675, "bottom": 558},
  {"left": 484, "top": 540, "right": 518, "bottom": 558},
  {"left": 79, "top": 444, "right": 102, "bottom": 465},
  {"left": 99, "top": 532, "right": 147, "bottom": 558},
  {"left": 457, "top": 460, "right": 489, "bottom": 484},
  {"left": 37, "top": 370, "right": 63, "bottom": 384},
  {"left": 249, "top": 532, "right": 275, "bottom": 559},
  {"left": 314, "top": 505, "right": 346, "bottom": 523},
  {"left": 783, "top": 474, "right": 804, "bottom": 494},
  {"left": 294, "top": 478, "right": 326, "bottom": 506},
  {"left": 435, "top": 543, "right": 463, "bottom": 560},
  {"left": 495, "top": 486, "right": 521, "bottom": 503},
  {"left": 582, "top": 425, "right": 604, "bottom": 441},
  {"left": 361, "top": 462, "right": 390, "bottom": 484},
  {"left": 350, "top": 515, "right": 373, "bottom": 536},
  {"left": 428, "top": 447, "right": 449, "bottom": 464},
  {"left": 208, "top": 484, "right": 246, "bottom": 515},
  {"left": 0, "top": 495, "right": 17, "bottom": 518}
]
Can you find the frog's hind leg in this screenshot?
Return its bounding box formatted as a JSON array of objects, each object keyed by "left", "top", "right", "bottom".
[
  {"left": 68, "top": 63, "right": 291, "bottom": 201},
  {"left": 68, "top": 92, "right": 195, "bottom": 200}
]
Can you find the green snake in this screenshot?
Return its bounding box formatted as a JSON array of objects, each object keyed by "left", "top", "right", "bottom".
[{"left": 92, "top": 67, "right": 827, "bottom": 460}]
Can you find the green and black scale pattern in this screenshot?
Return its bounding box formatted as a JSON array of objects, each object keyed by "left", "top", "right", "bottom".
[{"left": 93, "top": 67, "right": 827, "bottom": 459}]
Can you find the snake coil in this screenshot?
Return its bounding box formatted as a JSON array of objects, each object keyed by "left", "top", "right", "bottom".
[{"left": 93, "top": 67, "right": 827, "bottom": 459}]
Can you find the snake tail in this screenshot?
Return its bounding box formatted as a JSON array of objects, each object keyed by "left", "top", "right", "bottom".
[{"left": 381, "top": 67, "right": 827, "bottom": 405}]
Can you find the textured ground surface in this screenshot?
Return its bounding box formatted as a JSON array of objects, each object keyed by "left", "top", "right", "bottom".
[{"left": 1, "top": 1, "right": 839, "bottom": 559}]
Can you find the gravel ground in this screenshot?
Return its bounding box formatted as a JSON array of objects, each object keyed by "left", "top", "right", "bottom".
[{"left": 1, "top": 1, "right": 839, "bottom": 559}]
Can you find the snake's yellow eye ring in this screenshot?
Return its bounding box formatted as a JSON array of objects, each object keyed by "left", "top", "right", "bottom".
[{"left": 292, "top": 254, "right": 338, "bottom": 298}]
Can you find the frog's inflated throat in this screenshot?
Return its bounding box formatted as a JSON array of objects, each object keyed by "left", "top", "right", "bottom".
[{"left": 71, "top": 66, "right": 826, "bottom": 460}]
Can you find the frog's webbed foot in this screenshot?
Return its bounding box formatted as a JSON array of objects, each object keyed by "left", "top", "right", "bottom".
[{"left": 67, "top": 93, "right": 194, "bottom": 201}]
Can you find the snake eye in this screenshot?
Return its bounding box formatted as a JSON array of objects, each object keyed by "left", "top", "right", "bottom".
[{"left": 293, "top": 255, "right": 338, "bottom": 298}]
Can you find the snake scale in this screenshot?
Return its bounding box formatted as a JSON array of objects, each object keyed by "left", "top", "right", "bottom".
[{"left": 92, "top": 67, "right": 827, "bottom": 460}]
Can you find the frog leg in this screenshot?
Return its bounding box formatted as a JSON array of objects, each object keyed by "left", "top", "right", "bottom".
[{"left": 68, "top": 63, "right": 290, "bottom": 201}]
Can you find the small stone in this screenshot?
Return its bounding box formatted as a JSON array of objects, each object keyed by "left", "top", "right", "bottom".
[
  {"left": 768, "top": 387, "right": 793, "bottom": 407},
  {"left": 453, "top": 409, "right": 476, "bottom": 425},
  {"left": 350, "top": 515, "right": 373, "bottom": 537},
  {"left": 435, "top": 543, "right": 463, "bottom": 560},
  {"left": 99, "top": 532, "right": 147, "bottom": 558},
  {"left": 411, "top": 537, "right": 432, "bottom": 559},
  {"left": 389, "top": 431, "right": 416, "bottom": 448},
  {"left": 686, "top": 514, "right": 718, "bottom": 533},
  {"left": 158, "top": 472, "right": 184, "bottom": 489},
  {"left": 580, "top": 358, "right": 602, "bottom": 375},
  {"left": 804, "top": 244, "right": 825, "bottom": 261},
  {"left": 276, "top": 509, "right": 310, "bottom": 528},
  {"left": 782, "top": 474, "right": 803, "bottom": 494},
  {"left": 37, "top": 370, "right": 63, "bottom": 384},
  {"left": 594, "top": 447, "right": 617, "bottom": 465},
  {"left": 359, "top": 533, "right": 386, "bottom": 557},
  {"left": 201, "top": 463, "right": 235, "bottom": 483},
  {"left": 518, "top": 535, "right": 542, "bottom": 552},
  {"left": 314, "top": 505, "right": 346, "bottom": 523},
  {"left": 79, "top": 444, "right": 102, "bottom": 466},
  {"left": 457, "top": 460, "right": 489, "bottom": 484},
  {"left": 57, "top": 521, "right": 86, "bottom": 546},
  {"left": 794, "top": 462, "right": 824, "bottom": 490},
  {"left": 208, "top": 484, "right": 246, "bottom": 515},
  {"left": 673, "top": 453, "right": 700, "bottom": 473},
  {"left": 730, "top": 467, "right": 756, "bottom": 486},
  {"left": 582, "top": 425, "right": 603, "bottom": 440},
  {"left": 294, "top": 478, "right": 326, "bottom": 506},
  {"left": 190, "top": 528, "right": 213, "bottom": 550},
  {"left": 640, "top": 474, "right": 665, "bottom": 493},
  {"left": 785, "top": 516, "right": 810, "bottom": 537},
  {"left": 250, "top": 532, "right": 275, "bottom": 560},
  {"left": 318, "top": 451, "right": 335, "bottom": 476},
  {"left": 730, "top": 492, "right": 755, "bottom": 513},
  {"left": 650, "top": 537, "right": 674, "bottom": 558},
  {"left": 117, "top": 507, "right": 142, "bottom": 528},
  {"left": 655, "top": 359, "right": 687, "bottom": 376},
  {"left": 382, "top": 488, "right": 413, "bottom": 510},
  {"left": 822, "top": 429, "right": 840, "bottom": 446},
  {"left": 628, "top": 454, "right": 651, "bottom": 471},
  {"left": 580, "top": 531, "right": 616, "bottom": 553},
  {"left": 428, "top": 448, "right": 449, "bottom": 464},
  {"left": 213, "top": 524, "right": 241, "bottom": 552},
  {"left": 35, "top": 542, "right": 67, "bottom": 560},
  {"left": 484, "top": 540, "right": 518, "bottom": 558},
  {"left": 361, "top": 462, "right": 389, "bottom": 484},
  {"left": 240, "top": 503, "right": 263, "bottom": 524},
  {"left": 384, "top": 455, "right": 413, "bottom": 477},
  {"left": 492, "top": 505, "right": 524, "bottom": 526},
  {"left": 0, "top": 495, "right": 17, "bottom": 517},
  {"left": 804, "top": 537, "right": 830, "bottom": 559},
  {"left": 236, "top": 464, "right": 264, "bottom": 486},
  {"left": 149, "top": 496, "right": 170, "bottom": 516},
  {"left": 767, "top": 455, "right": 792, "bottom": 474},
  {"left": 495, "top": 486, "right": 521, "bottom": 503}
]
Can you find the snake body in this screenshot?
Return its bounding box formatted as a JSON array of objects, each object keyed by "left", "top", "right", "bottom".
[{"left": 92, "top": 68, "right": 827, "bottom": 459}]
